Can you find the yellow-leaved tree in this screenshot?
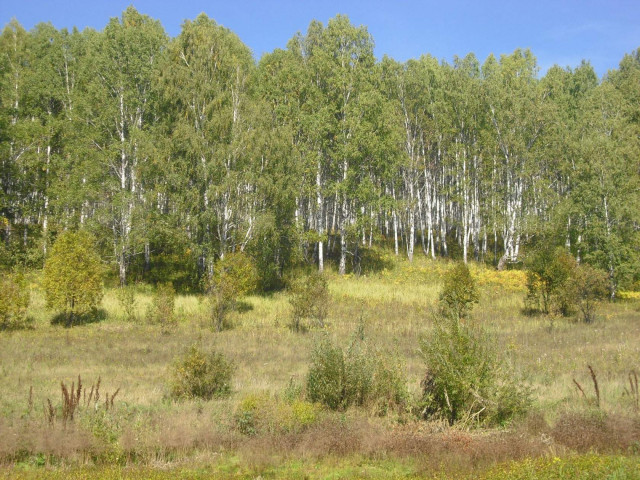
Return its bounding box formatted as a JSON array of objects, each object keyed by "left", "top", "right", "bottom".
[{"left": 43, "top": 231, "right": 104, "bottom": 326}]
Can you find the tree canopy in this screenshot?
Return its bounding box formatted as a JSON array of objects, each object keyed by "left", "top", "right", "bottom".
[
  {"left": 1, "top": 9, "right": 639, "bottom": 294},
  {"left": 42, "top": 230, "right": 103, "bottom": 324}
]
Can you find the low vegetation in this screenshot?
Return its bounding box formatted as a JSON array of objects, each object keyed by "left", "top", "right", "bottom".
[
  {"left": 0, "top": 271, "right": 31, "bottom": 330},
  {"left": 288, "top": 271, "right": 330, "bottom": 331},
  {"left": 306, "top": 326, "right": 408, "bottom": 414},
  {"left": 146, "top": 282, "right": 176, "bottom": 332},
  {"left": 208, "top": 252, "right": 259, "bottom": 331},
  {"left": 169, "top": 344, "right": 234, "bottom": 400},
  {"left": 420, "top": 265, "right": 530, "bottom": 426},
  {"left": 0, "top": 253, "right": 638, "bottom": 478},
  {"left": 525, "top": 245, "right": 609, "bottom": 321}
]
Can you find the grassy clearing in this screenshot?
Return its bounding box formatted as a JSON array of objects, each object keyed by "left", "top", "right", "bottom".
[
  {"left": 2, "top": 455, "right": 639, "bottom": 479},
  {"left": 1, "top": 254, "right": 639, "bottom": 476}
]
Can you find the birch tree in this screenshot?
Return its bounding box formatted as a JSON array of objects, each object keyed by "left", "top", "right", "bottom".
[{"left": 82, "top": 7, "right": 167, "bottom": 284}]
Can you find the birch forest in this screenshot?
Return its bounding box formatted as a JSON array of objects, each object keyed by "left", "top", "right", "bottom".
[{"left": 2, "top": 8, "right": 639, "bottom": 293}]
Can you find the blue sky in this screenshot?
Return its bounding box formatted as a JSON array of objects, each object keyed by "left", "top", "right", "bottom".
[{"left": 1, "top": 0, "right": 638, "bottom": 78}]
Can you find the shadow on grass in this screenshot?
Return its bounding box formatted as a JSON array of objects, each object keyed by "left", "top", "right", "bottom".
[
  {"left": 50, "top": 308, "right": 107, "bottom": 328},
  {"left": 236, "top": 300, "right": 254, "bottom": 313},
  {"left": 357, "top": 247, "right": 395, "bottom": 275},
  {"left": 0, "top": 317, "right": 36, "bottom": 331}
]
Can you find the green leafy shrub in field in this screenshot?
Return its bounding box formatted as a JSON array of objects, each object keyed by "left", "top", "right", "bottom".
[
  {"left": 525, "top": 246, "right": 608, "bottom": 320},
  {"left": 0, "top": 272, "right": 31, "bottom": 330},
  {"left": 307, "top": 335, "right": 346, "bottom": 410},
  {"left": 525, "top": 246, "right": 577, "bottom": 316},
  {"left": 234, "top": 392, "right": 322, "bottom": 436},
  {"left": 42, "top": 231, "right": 104, "bottom": 327},
  {"left": 209, "top": 252, "right": 258, "bottom": 331},
  {"left": 420, "top": 313, "right": 530, "bottom": 426},
  {"left": 306, "top": 327, "right": 408, "bottom": 414},
  {"left": 116, "top": 286, "right": 137, "bottom": 322},
  {"left": 288, "top": 271, "right": 329, "bottom": 331},
  {"left": 247, "top": 213, "right": 300, "bottom": 291},
  {"left": 169, "top": 345, "right": 233, "bottom": 400},
  {"left": 439, "top": 262, "right": 479, "bottom": 319},
  {"left": 146, "top": 282, "right": 176, "bottom": 331},
  {"left": 572, "top": 264, "right": 609, "bottom": 323}
]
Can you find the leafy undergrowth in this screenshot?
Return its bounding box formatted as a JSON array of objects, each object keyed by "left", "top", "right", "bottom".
[
  {"left": 2, "top": 256, "right": 640, "bottom": 477},
  {"left": 2, "top": 455, "right": 639, "bottom": 479}
]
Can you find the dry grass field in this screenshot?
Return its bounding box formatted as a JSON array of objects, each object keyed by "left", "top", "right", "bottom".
[{"left": 1, "top": 254, "right": 639, "bottom": 478}]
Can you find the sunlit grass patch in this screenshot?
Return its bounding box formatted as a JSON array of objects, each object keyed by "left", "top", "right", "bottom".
[{"left": 2, "top": 253, "right": 640, "bottom": 476}]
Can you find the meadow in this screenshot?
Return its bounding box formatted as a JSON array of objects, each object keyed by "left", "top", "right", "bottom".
[{"left": 1, "top": 255, "right": 639, "bottom": 479}]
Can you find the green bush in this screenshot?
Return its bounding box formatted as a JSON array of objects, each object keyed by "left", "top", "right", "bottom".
[
  {"left": 0, "top": 272, "right": 31, "bottom": 330},
  {"left": 525, "top": 246, "right": 608, "bottom": 320},
  {"left": 169, "top": 345, "right": 234, "bottom": 400},
  {"left": 116, "top": 286, "right": 137, "bottom": 322},
  {"left": 572, "top": 264, "right": 609, "bottom": 323},
  {"left": 209, "top": 252, "right": 258, "bottom": 331},
  {"left": 146, "top": 282, "right": 176, "bottom": 331},
  {"left": 439, "top": 262, "right": 479, "bottom": 319},
  {"left": 419, "top": 313, "right": 530, "bottom": 426},
  {"left": 369, "top": 349, "right": 410, "bottom": 416},
  {"left": 525, "top": 246, "right": 575, "bottom": 315},
  {"left": 42, "top": 231, "right": 104, "bottom": 327},
  {"left": 247, "top": 213, "right": 300, "bottom": 291},
  {"left": 306, "top": 335, "right": 346, "bottom": 410},
  {"left": 306, "top": 327, "right": 408, "bottom": 414},
  {"left": 234, "top": 392, "right": 322, "bottom": 436},
  {"left": 288, "top": 271, "right": 329, "bottom": 331}
]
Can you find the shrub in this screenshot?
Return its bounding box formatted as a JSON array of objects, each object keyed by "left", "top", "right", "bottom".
[
  {"left": 247, "top": 213, "right": 300, "bottom": 291},
  {"left": 0, "top": 272, "right": 31, "bottom": 330},
  {"left": 439, "top": 262, "right": 479, "bottom": 319},
  {"left": 42, "top": 231, "right": 104, "bottom": 326},
  {"left": 306, "top": 327, "right": 408, "bottom": 414},
  {"left": 234, "top": 392, "right": 322, "bottom": 435},
  {"left": 306, "top": 335, "right": 346, "bottom": 410},
  {"left": 525, "top": 246, "right": 608, "bottom": 320},
  {"left": 209, "top": 252, "right": 258, "bottom": 331},
  {"left": 288, "top": 271, "right": 330, "bottom": 331},
  {"left": 572, "top": 264, "right": 609, "bottom": 323},
  {"left": 525, "top": 246, "right": 576, "bottom": 315},
  {"left": 419, "top": 313, "right": 530, "bottom": 426},
  {"left": 169, "top": 345, "right": 234, "bottom": 400},
  {"left": 146, "top": 282, "right": 176, "bottom": 331},
  {"left": 116, "top": 286, "right": 137, "bottom": 322}
]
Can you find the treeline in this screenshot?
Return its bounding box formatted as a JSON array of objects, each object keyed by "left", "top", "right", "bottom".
[{"left": 1, "top": 8, "right": 639, "bottom": 293}]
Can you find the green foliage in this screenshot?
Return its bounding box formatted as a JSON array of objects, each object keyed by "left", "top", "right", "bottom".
[
  {"left": 234, "top": 392, "right": 322, "bottom": 436},
  {"left": 146, "top": 282, "right": 175, "bottom": 331},
  {"left": 248, "top": 213, "right": 300, "bottom": 292},
  {"left": 1, "top": 9, "right": 640, "bottom": 301},
  {"left": 525, "top": 246, "right": 576, "bottom": 315},
  {"left": 288, "top": 271, "right": 329, "bottom": 331},
  {"left": 0, "top": 272, "right": 31, "bottom": 330},
  {"left": 420, "top": 313, "right": 530, "bottom": 426},
  {"left": 306, "top": 336, "right": 345, "bottom": 410},
  {"left": 439, "top": 262, "right": 479, "bottom": 319},
  {"left": 209, "top": 252, "right": 258, "bottom": 331},
  {"left": 169, "top": 344, "right": 234, "bottom": 400},
  {"left": 572, "top": 264, "right": 609, "bottom": 323},
  {"left": 116, "top": 286, "right": 137, "bottom": 322},
  {"left": 525, "top": 245, "right": 608, "bottom": 320},
  {"left": 42, "top": 231, "right": 104, "bottom": 326},
  {"left": 306, "top": 327, "right": 408, "bottom": 414}
]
